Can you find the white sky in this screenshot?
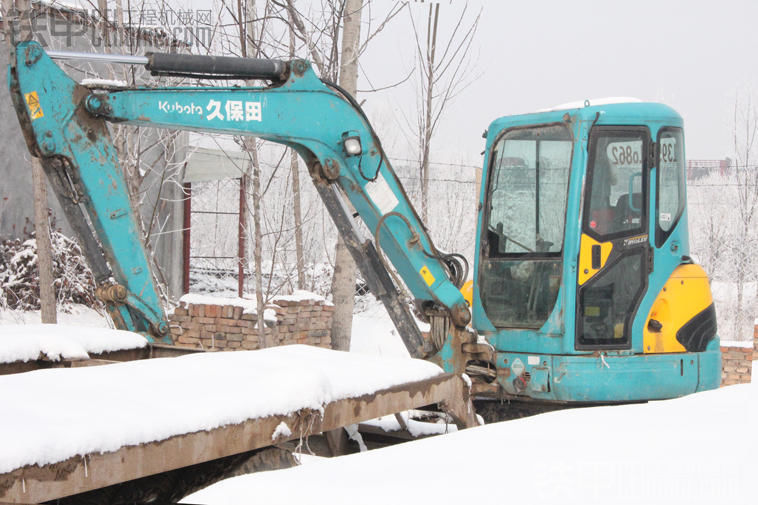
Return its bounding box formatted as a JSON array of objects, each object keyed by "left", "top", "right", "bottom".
[
  {"left": 45, "top": 0, "right": 758, "bottom": 165},
  {"left": 358, "top": 0, "right": 758, "bottom": 166}
]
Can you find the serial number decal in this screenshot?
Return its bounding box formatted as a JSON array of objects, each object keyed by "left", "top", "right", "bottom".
[
  {"left": 606, "top": 140, "right": 642, "bottom": 170},
  {"left": 622, "top": 234, "right": 648, "bottom": 247},
  {"left": 157, "top": 99, "right": 262, "bottom": 122},
  {"left": 25, "top": 91, "right": 43, "bottom": 120}
]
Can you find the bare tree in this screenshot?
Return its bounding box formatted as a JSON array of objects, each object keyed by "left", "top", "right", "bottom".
[
  {"left": 409, "top": 1, "right": 479, "bottom": 222},
  {"left": 730, "top": 95, "right": 758, "bottom": 341},
  {"left": 288, "top": 7, "right": 306, "bottom": 289},
  {"left": 328, "top": 0, "right": 362, "bottom": 352}
]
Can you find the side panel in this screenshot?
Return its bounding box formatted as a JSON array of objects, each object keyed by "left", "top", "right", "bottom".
[{"left": 494, "top": 351, "right": 701, "bottom": 402}]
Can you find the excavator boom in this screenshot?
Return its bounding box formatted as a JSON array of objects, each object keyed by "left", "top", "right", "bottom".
[{"left": 8, "top": 41, "right": 470, "bottom": 356}]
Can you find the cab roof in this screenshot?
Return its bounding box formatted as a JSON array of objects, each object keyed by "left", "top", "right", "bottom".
[{"left": 488, "top": 101, "right": 683, "bottom": 134}]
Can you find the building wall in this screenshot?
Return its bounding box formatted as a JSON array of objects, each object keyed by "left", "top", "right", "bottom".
[
  {"left": 721, "top": 344, "right": 753, "bottom": 386},
  {"left": 169, "top": 295, "right": 333, "bottom": 350}
]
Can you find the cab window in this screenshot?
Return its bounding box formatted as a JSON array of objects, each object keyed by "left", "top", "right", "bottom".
[
  {"left": 585, "top": 130, "right": 648, "bottom": 239},
  {"left": 480, "top": 124, "right": 572, "bottom": 329},
  {"left": 656, "top": 128, "right": 685, "bottom": 246}
]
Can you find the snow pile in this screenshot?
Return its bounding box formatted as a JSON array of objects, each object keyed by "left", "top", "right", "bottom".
[
  {"left": 271, "top": 422, "right": 292, "bottom": 442},
  {"left": 178, "top": 291, "right": 330, "bottom": 323},
  {"left": 273, "top": 290, "right": 333, "bottom": 306},
  {"left": 0, "top": 324, "right": 146, "bottom": 364},
  {"left": 178, "top": 293, "right": 259, "bottom": 314},
  {"left": 721, "top": 339, "right": 754, "bottom": 348},
  {"left": 0, "top": 304, "right": 108, "bottom": 327},
  {"left": 363, "top": 411, "right": 456, "bottom": 438},
  {"left": 0, "top": 345, "right": 443, "bottom": 474},
  {"left": 184, "top": 379, "right": 757, "bottom": 504}
]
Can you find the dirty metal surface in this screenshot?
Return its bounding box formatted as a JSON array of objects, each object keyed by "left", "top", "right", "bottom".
[{"left": 0, "top": 373, "right": 474, "bottom": 504}]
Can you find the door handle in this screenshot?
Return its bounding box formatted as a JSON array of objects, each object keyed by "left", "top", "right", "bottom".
[{"left": 591, "top": 244, "right": 602, "bottom": 269}]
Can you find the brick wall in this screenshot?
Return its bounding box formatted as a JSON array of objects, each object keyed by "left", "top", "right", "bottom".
[
  {"left": 720, "top": 344, "right": 753, "bottom": 386},
  {"left": 168, "top": 292, "right": 333, "bottom": 351}
]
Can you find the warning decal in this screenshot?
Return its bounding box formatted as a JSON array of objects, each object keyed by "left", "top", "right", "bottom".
[
  {"left": 420, "top": 265, "right": 436, "bottom": 287},
  {"left": 25, "top": 91, "right": 43, "bottom": 120}
]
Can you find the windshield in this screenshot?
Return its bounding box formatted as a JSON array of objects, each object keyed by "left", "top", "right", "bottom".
[
  {"left": 480, "top": 124, "right": 572, "bottom": 329},
  {"left": 486, "top": 124, "right": 572, "bottom": 256}
]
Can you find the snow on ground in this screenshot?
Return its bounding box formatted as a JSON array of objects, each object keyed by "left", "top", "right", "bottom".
[
  {"left": 0, "top": 325, "right": 147, "bottom": 363},
  {"left": 183, "top": 377, "right": 757, "bottom": 505},
  {"left": 349, "top": 298, "right": 428, "bottom": 358},
  {"left": 0, "top": 345, "right": 443, "bottom": 474},
  {"left": 0, "top": 304, "right": 109, "bottom": 327}
]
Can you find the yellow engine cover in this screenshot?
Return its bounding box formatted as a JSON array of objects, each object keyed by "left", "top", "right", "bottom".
[
  {"left": 643, "top": 264, "right": 714, "bottom": 353},
  {"left": 460, "top": 279, "right": 474, "bottom": 307}
]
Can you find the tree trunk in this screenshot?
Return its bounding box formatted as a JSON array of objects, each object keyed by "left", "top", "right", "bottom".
[
  {"left": 32, "top": 158, "right": 57, "bottom": 323},
  {"left": 420, "top": 3, "right": 438, "bottom": 224},
  {"left": 288, "top": 9, "right": 305, "bottom": 290},
  {"left": 329, "top": 0, "right": 363, "bottom": 352},
  {"left": 238, "top": 0, "right": 271, "bottom": 347},
  {"left": 249, "top": 142, "right": 271, "bottom": 347},
  {"left": 291, "top": 150, "right": 305, "bottom": 290},
  {"left": 97, "top": 0, "right": 109, "bottom": 49}
]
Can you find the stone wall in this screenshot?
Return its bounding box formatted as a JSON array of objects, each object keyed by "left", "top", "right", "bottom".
[
  {"left": 168, "top": 292, "right": 333, "bottom": 351},
  {"left": 720, "top": 344, "right": 753, "bottom": 386}
]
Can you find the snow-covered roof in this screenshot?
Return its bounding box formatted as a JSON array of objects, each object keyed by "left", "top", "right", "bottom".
[{"left": 538, "top": 97, "right": 643, "bottom": 112}]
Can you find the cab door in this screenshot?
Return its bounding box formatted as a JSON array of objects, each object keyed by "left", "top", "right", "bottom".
[{"left": 576, "top": 126, "right": 652, "bottom": 350}]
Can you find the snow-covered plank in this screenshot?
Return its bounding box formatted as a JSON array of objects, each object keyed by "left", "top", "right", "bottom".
[
  {"left": 0, "top": 324, "right": 147, "bottom": 364},
  {"left": 0, "top": 345, "right": 474, "bottom": 503}
]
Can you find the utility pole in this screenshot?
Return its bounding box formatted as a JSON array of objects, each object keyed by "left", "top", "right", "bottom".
[
  {"left": 2, "top": 0, "right": 57, "bottom": 323},
  {"left": 329, "top": 0, "right": 363, "bottom": 352}
]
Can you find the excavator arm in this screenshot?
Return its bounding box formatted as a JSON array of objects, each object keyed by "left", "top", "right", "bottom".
[{"left": 8, "top": 41, "right": 470, "bottom": 358}]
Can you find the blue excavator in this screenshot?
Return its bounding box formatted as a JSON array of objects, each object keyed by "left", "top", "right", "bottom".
[{"left": 8, "top": 40, "right": 721, "bottom": 410}]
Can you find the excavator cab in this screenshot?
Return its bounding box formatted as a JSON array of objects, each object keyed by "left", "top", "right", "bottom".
[{"left": 472, "top": 101, "right": 721, "bottom": 403}]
